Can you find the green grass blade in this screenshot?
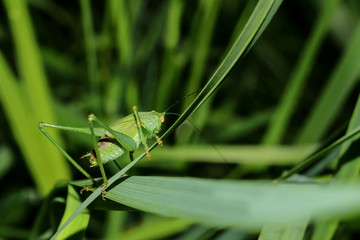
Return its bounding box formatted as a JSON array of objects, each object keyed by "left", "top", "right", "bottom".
[
  {"left": 112, "top": 0, "right": 132, "bottom": 67},
  {"left": 0, "top": 52, "right": 69, "bottom": 195},
  {"left": 337, "top": 93, "right": 360, "bottom": 158},
  {"left": 277, "top": 124, "right": 360, "bottom": 181},
  {"left": 110, "top": 0, "right": 139, "bottom": 108},
  {"left": 313, "top": 93, "right": 360, "bottom": 239},
  {"left": 79, "top": 0, "right": 100, "bottom": 111},
  {"left": 163, "top": 0, "right": 277, "bottom": 141},
  {"left": 176, "top": 0, "right": 221, "bottom": 143},
  {"left": 56, "top": 186, "right": 90, "bottom": 240},
  {"left": 103, "top": 212, "right": 126, "bottom": 240},
  {"left": 0, "top": 146, "right": 13, "bottom": 181},
  {"left": 245, "top": 0, "right": 283, "bottom": 52},
  {"left": 0, "top": 225, "right": 30, "bottom": 239},
  {"left": 184, "top": 0, "right": 221, "bottom": 97},
  {"left": 259, "top": 220, "right": 308, "bottom": 240},
  {"left": 225, "top": 1, "right": 258, "bottom": 54},
  {"left": 104, "top": 176, "right": 360, "bottom": 230},
  {"left": 50, "top": 186, "right": 102, "bottom": 240},
  {"left": 179, "top": 0, "right": 283, "bottom": 144},
  {"left": 263, "top": 0, "right": 341, "bottom": 144},
  {"left": 4, "top": 0, "right": 61, "bottom": 131},
  {"left": 147, "top": 144, "right": 316, "bottom": 165},
  {"left": 297, "top": 21, "right": 360, "bottom": 143},
  {"left": 111, "top": 219, "right": 191, "bottom": 240},
  {"left": 50, "top": 151, "right": 146, "bottom": 239},
  {"left": 201, "top": 0, "right": 283, "bottom": 142},
  {"left": 155, "top": 0, "right": 185, "bottom": 110},
  {"left": 3, "top": 0, "right": 69, "bottom": 195}
]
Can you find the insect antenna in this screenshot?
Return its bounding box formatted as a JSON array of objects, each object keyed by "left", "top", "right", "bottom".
[
  {"left": 165, "top": 112, "right": 228, "bottom": 163},
  {"left": 164, "top": 90, "right": 201, "bottom": 113}
]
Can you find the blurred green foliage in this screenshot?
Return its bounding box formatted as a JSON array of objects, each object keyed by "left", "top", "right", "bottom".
[{"left": 0, "top": 0, "right": 360, "bottom": 239}]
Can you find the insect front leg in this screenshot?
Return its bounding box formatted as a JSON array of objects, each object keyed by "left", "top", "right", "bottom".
[
  {"left": 138, "top": 120, "right": 163, "bottom": 146},
  {"left": 132, "top": 106, "right": 151, "bottom": 159},
  {"left": 88, "top": 114, "right": 108, "bottom": 200}
]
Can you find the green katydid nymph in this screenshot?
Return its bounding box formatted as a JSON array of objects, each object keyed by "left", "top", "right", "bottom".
[{"left": 38, "top": 106, "right": 165, "bottom": 200}]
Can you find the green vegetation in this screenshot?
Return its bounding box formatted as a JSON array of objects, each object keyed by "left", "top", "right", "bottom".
[{"left": 0, "top": 0, "right": 360, "bottom": 239}]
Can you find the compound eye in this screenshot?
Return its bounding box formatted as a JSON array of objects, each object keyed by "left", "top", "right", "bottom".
[{"left": 160, "top": 116, "right": 165, "bottom": 123}]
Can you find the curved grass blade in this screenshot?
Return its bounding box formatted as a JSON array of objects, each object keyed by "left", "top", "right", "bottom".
[{"left": 162, "top": 0, "right": 277, "bottom": 141}]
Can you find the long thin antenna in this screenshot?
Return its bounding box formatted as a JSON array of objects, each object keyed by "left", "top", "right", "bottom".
[
  {"left": 164, "top": 90, "right": 201, "bottom": 113},
  {"left": 165, "top": 112, "right": 228, "bottom": 163}
]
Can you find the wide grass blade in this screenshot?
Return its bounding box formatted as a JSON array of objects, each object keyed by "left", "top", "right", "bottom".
[
  {"left": 104, "top": 176, "right": 360, "bottom": 230},
  {"left": 147, "top": 144, "right": 316, "bottom": 165},
  {"left": 0, "top": 52, "right": 69, "bottom": 195},
  {"left": 2, "top": 0, "right": 69, "bottom": 195}
]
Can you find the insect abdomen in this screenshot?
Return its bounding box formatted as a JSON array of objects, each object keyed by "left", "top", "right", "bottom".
[{"left": 87, "top": 139, "right": 124, "bottom": 167}]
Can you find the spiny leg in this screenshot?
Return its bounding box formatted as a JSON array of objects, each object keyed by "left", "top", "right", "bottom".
[
  {"left": 88, "top": 114, "right": 108, "bottom": 200},
  {"left": 156, "top": 136, "right": 163, "bottom": 146},
  {"left": 138, "top": 121, "right": 164, "bottom": 147},
  {"left": 133, "top": 106, "right": 151, "bottom": 159},
  {"left": 38, "top": 122, "right": 96, "bottom": 185},
  {"left": 139, "top": 120, "right": 164, "bottom": 147}
]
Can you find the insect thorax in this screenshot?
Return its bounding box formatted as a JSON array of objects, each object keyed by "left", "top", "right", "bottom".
[{"left": 139, "top": 111, "right": 164, "bottom": 134}]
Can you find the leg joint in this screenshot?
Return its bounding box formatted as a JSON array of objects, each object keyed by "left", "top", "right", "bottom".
[{"left": 88, "top": 113, "right": 96, "bottom": 120}]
